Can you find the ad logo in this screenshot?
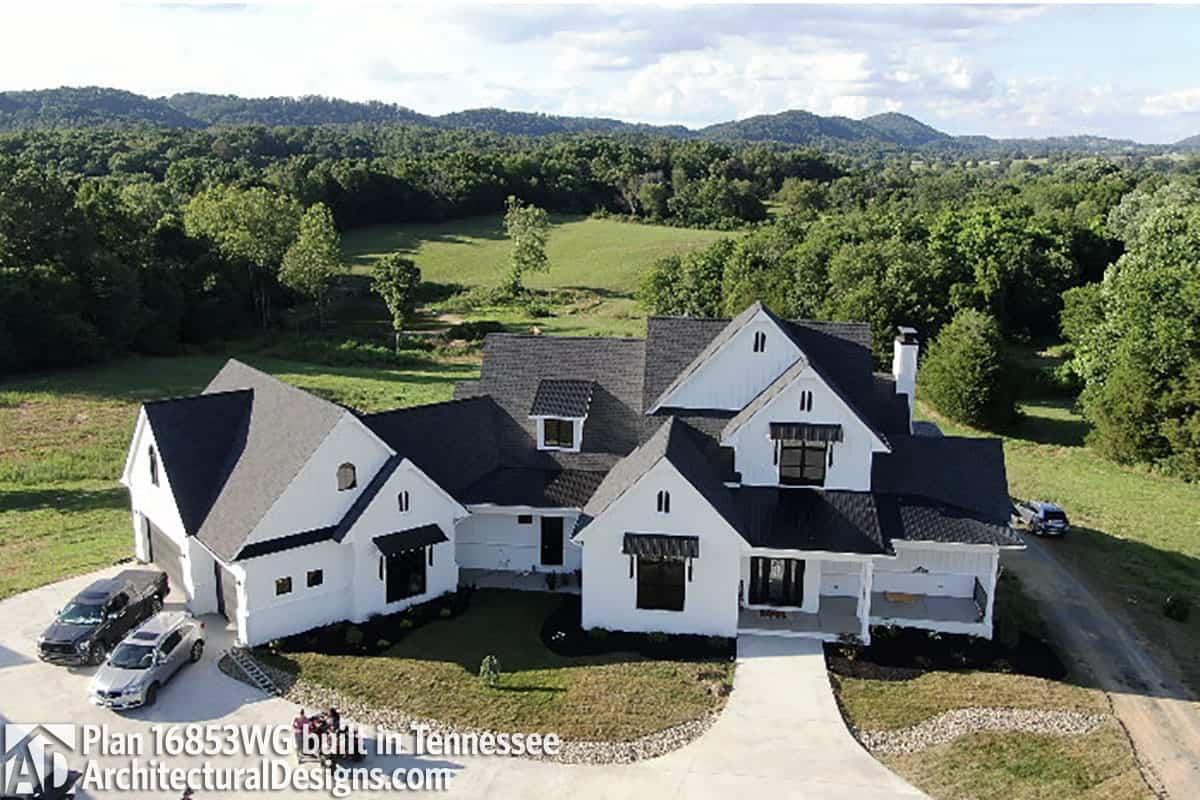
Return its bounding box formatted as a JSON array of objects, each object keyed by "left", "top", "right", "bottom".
[{"left": 1, "top": 724, "right": 77, "bottom": 798}]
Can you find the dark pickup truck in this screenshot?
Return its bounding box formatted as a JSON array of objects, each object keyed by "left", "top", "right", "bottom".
[{"left": 37, "top": 569, "right": 169, "bottom": 665}]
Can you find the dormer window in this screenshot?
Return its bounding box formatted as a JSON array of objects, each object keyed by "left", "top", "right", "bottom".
[
  {"left": 336, "top": 462, "right": 357, "bottom": 491},
  {"left": 752, "top": 331, "right": 767, "bottom": 353},
  {"left": 148, "top": 445, "right": 159, "bottom": 486},
  {"left": 656, "top": 490, "right": 671, "bottom": 513},
  {"left": 542, "top": 418, "right": 576, "bottom": 450}
]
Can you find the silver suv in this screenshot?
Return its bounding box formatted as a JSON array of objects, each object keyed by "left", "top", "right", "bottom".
[{"left": 89, "top": 611, "right": 205, "bottom": 710}]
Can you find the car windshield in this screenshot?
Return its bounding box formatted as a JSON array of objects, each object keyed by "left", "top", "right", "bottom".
[
  {"left": 58, "top": 602, "right": 104, "bottom": 625},
  {"left": 108, "top": 643, "right": 155, "bottom": 670}
]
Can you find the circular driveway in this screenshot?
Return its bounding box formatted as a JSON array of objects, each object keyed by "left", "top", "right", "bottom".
[{"left": 0, "top": 565, "right": 926, "bottom": 798}]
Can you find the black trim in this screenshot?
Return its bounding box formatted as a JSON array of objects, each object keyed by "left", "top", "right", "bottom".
[
  {"left": 622, "top": 532, "right": 700, "bottom": 559},
  {"left": 373, "top": 524, "right": 449, "bottom": 556},
  {"left": 235, "top": 526, "right": 336, "bottom": 560},
  {"left": 769, "top": 422, "right": 843, "bottom": 442}
]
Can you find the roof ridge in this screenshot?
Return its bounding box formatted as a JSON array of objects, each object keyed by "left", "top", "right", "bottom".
[
  {"left": 361, "top": 394, "right": 493, "bottom": 419},
  {"left": 143, "top": 387, "right": 252, "bottom": 407}
]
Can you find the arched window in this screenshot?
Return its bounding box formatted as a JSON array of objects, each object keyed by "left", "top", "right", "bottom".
[
  {"left": 336, "top": 462, "right": 357, "bottom": 491},
  {"left": 398, "top": 490, "right": 410, "bottom": 513},
  {"left": 752, "top": 331, "right": 767, "bottom": 353},
  {"left": 149, "top": 445, "right": 159, "bottom": 487},
  {"left": 656, "top": 489, "right": 671, "bottom": 514}
]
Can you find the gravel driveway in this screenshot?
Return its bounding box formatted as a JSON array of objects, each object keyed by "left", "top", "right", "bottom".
[{"left": 0, "top": 565, "right": 926, "bottom": 799}]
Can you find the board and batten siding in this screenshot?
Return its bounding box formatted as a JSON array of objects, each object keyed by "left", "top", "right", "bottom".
[
  {"left": 455, "top": 509, "right": 581, "bottom": 573},
  {"left": 657, "top": 313, "right": 800, "bottom": 411},
  {"left": 873, "top": 541, "right": 998, "bottom": 597},
  {"left": 579, "top": 458, "right": 744, "bottom": 637}
]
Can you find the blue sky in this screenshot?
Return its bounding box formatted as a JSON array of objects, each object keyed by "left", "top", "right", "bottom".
[{"left": 6, "top": 2, "right": 1200, "bottom": 143}]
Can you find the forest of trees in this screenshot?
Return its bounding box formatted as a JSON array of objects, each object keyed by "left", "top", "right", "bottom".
[{"left": 2, "top": 118, "right": 1200, "bottom": 478}]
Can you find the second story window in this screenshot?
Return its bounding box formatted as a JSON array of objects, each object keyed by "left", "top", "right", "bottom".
[
  {"left": 398, "top": 490, "right": 410, "bottom": 513},
  {"left": 336, "top": 462, "right": 357, "bottom": 491},
  {"left": 656, "top": 490, "right": 671, "bottom": 513},
  {"left": 778, "top": 441, "right": 827, "bottom": 487},
  {"left": 148, "top": 445, "right": 159, "bottom": 486},
  {"left": 542, "top": 418, "right": 575, "bottom": 449},
  {"left": 752, "top": 331, "right": 767, "bottom": 353}
]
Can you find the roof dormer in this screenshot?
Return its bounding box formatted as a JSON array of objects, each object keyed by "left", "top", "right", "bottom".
[{"left": 530, "top": 379, "right": 593, "bottom": 452}]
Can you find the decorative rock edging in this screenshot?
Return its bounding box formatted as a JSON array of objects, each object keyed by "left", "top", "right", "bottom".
[
  {"left": 854, "top": 707, "right": 1108, "bottom": 755},
  {"left": 221, "top": 651, "right": 722, "bottom": 765}
]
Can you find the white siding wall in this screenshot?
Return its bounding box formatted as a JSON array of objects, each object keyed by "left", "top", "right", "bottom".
[
  {"left": 580, "top": 459, "right": 744, "bottom": 637},
  {"left": 873, "top": 542, "right": 997, "bottom": 597},
  {"left": 456, "top": 510, "right": 581, "bottom": 573},
  {"left": 725, "top": 370, "right": 880, "bottom": 491},
  {"left": 660, "top": 313, "right": 800, "bottom": 411},
  {"left": 244, "top": 414, "right": 392, "bottom": 547},
  {"left": 238, "top": 541, "right": 355, "bottom": 645},
  {"left": 819, "top": 559, "right": 864, "bottom": 597}
]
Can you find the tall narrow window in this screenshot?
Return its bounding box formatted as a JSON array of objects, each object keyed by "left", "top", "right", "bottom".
[
  {"left": 799, "top": 390, "right": 813, "bottom": 412},
  {"left": 398, "top": 491, "right": 410, "bottom": 513},
  {"left": 752, "top": 331, "right": 767, "bottom": 353},
  {"left": 656, "top": 489, "right": 671, "bottom": 513},
  {"left": 148, "top": 445, "right": 159, "bottom": 486},
  {"left": 337, "top": 463, "right": 357, "bottom": 491}
]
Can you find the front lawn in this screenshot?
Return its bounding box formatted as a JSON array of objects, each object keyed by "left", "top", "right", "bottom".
[{"left": 258, "top": 589, "right": 734, "bottom": 742}]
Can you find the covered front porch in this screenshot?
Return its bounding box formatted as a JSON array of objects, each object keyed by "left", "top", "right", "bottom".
[{"left": 737, "top": 552, "right": 871, "bottom": 642}]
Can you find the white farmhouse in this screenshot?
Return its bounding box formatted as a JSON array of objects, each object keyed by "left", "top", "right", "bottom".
[{"left": 121, "top": 302, "right": 1022, "bottom": 646}]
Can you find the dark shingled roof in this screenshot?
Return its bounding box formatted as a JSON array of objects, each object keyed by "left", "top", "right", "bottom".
[
  {"left": 236, "top": 525, "right": 336, "bottom": 560},
  {"left": 461, "top": 467, "right": 609, "bottom": 509},
  {"left": 142, "top": 390, "right": 251, "bottom": 536},
  {"left": 529, "top": 379, "right": 594, "bottom": 418},
  {"left": 733, "top": 488, "right": 890, "bottom": 554},
  {"left": 194, "top": 360, "right": 346, "bottom": 562},
  {"left": 872, "top": 436, "right": 1012, "bottom": 524}
]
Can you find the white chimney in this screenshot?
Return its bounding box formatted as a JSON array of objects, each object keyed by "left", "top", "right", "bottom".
[{"left": 892, "top": 326, "right": 919, "bottom": 422}]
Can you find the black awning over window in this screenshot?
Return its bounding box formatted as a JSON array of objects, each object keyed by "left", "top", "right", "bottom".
[
  {"left": 622, "top": 532, "right": 700, "bottom": 559},
  {"left": 769, "top": 422, "right": 844, "bottom": 443},
  {"left": 374, "top": 523, "right": 448, "bottom": 556}
]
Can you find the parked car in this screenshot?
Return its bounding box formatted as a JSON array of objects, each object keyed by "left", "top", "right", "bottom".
[
  {"left": 89, "top": 611, "right": 205, "bottom": 710},
  {"left": 1011, "top": 500, "right": 1070, "bottom": 536},
  {"left": 37, "top": 569, "right": 168, "bottom": 665}
]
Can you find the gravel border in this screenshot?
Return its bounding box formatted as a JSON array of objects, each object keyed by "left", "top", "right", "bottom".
[
  {"left": 221, "top": 651, "right": 724, "bottom": 765},
  {"left": 854, "top": 707, "right": 1108, "bottom": 755}
]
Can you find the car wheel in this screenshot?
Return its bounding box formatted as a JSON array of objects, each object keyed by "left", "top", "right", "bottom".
[
  {"left": 190, "top": 640, "right": 204, "bottom": 663},
  {"left": 144, "top": 683, "right": 159, "bottom": 707},
  {"left": 89, "top": 641, "right": 108, "bottom": 666}
]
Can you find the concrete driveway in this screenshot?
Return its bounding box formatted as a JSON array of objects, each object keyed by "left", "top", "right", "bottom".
[{"left": 0, "top": 565, "right": 926, "bottom": 799}]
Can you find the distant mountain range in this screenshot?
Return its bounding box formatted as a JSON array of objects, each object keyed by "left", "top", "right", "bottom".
[{"left": 1, "top": 86, "right": 1196, "bottom": 154}]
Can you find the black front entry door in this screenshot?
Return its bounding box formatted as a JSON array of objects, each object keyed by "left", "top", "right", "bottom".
[
  {"left": 540, "top": 517, "right": 564, "bottom": 566},
  {"left": 749, "top": 557, "right": 805, "bottom": 606}
]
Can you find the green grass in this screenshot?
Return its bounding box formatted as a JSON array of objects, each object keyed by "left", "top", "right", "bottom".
[
  {"left": 260, "top": 589, "right": 733, "bottom": 741},
  {"left": 918, "top": 398, "right": 1200, "bottom": 694},
  {"left": 0, "top": 353, "right": 477, "bottom": 599},
  {"left": 342, "top": 214, "right": 730, "bottom": 338}
]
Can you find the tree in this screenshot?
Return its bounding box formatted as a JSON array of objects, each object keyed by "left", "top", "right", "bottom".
[
  {"left": 280, "top": 203, "right": 341, "bottom": 327},
  {"left": 501, "top": 195, "right": 550, "bottom": 295},
  {"left": 372, "top": 253, "right": 421, "bottom": 350},
  {"left": 183, "top": 185, "right": 302, "bottom": 327},
  {"left": 919, "top": 309, "right": 1016, "bottom": 428}
]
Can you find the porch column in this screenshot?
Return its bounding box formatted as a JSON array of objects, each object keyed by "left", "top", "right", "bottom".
[{"left": 857, "top": 560, "right": 873, "bottom": 643}]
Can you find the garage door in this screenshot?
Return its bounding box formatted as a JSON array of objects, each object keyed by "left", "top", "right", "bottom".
[
  {"left": 145, "top": 518, "right": 185, "bottom": 595},
  {"left": 215, "top": 562, "right": 240, "bottom": 624}
]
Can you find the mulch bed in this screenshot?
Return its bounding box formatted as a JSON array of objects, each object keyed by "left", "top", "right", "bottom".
[{"left": 829, "top": 626, "right": 1066, "bottom": 681}]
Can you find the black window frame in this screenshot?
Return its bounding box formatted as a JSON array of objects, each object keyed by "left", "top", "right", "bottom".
[
  {"left": 306, "top": 569, "right": 324, "bottom": 588},
  {"left": 636, "top": 556, "right": 686, "bottom": 612},
  {"left": 336, "top": 463, "right": 357, "bottom": 491},
  {"left": 778, "top": 441, "right": 827, "bottom": 486},
  {"left": 799, "top": 390, "right": 813, "bottom": 412},
  {"left": 517, "top": 514, "right": 534, "bottom": 525},
  {"left": 398, "top": 490, "right": 410, "bottom": 513},
  {"left": 752, "top": 331, "right": 767, "bottom": 353},
  {"left": 542, "top": 418, "right": 575, "bottom": 449},
  {"left": 274, "top": 577, "right": 293, "bottom": 596},
  {"left": 656, "top": 489, "right": 671, "bottom": 513},
  {"left": 149, "top": 445, "right": 159, "bottom": 486}
]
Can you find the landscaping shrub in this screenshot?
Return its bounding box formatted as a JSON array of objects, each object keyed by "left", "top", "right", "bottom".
[
  {"left": 479, "top": 655, "right": 501, "bottom": 688},
  {"left": 1163, "top": 594, "right": 1192, "bottom": 622},
  {"left": 256, "top": 335, "right": 432, "bottom": 368},
  {"left": 442, "top": 319, "right": 505, "bottom": 342},
  {"left": 920, "top": 309, "right": 1017, "bottom": 428},
  {"left": 543, "top": 596, "right": 735, "bottom": 661}
]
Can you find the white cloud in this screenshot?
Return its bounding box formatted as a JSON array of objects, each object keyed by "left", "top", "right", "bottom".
[{"left": 1141, "top": 87, "right": 1200, "bottom": 116}]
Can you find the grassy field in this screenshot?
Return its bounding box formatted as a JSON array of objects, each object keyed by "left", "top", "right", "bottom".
[
  {"left": 920, "top": 398, "right": 1200, "bottom": 695},
  {"left": 261, "top": 589, "right": 733, "bottom": 741},
  {"left": 341, "top": 214, "right": 731, "bottom": 338},
  {"left": 0, "top": 353, "right": 477, "bottom": 600}
]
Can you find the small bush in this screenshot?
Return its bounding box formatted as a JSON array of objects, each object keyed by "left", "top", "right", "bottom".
[
  {"left": 586, "top": 627, "right": 609, "bottom": 640},
  {"left": 920, "top": 309, "right": 1017, "bottom": 428},
  {"left": 525, "top": 298, "right": 554, "bottom": 318},
  {"left": 375, "top": 639, "right": 391, "bottom": 650},
  {"left": 545, "top": 572, "right": 558, "bottom": 590},
  {"left": 344, "top": 626, "right": 364, "bottom": 647},
  {"left": 443, "top": 320, "right": 505, "bottom": 342},
  {"left": 648, "top": 631, "right": 669, "bottom": 644},
  {"left": 438, "top": 607, "right": 452, "bottom": 619},
  {"left": 1163, "top": 594, "right": 1192, "bottom": 622},
  {"left": 479, "top": 655, "right": 501, "bottom": 688}
]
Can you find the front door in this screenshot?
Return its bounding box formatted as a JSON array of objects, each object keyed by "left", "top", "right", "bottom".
[
  {"left": 540, "top": 517, "right": 564, "bottom": 566},
  {"left": 749, "top": 557, "right": 805, "bottom": 607}
]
